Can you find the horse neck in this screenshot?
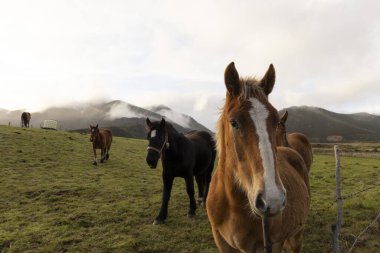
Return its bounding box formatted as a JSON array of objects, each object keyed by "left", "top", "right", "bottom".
[
  {"left": 163, "top": 122, "right": 181, "bottom": 154},
  {"left": 93, "top": 133, "right": 103, "bottom": 147},
  {"left": 279, "top": 132, "right": 290, "bottom": 147},
  {"left": 283, "top": 133, "right": 290, "bottom": 147}
]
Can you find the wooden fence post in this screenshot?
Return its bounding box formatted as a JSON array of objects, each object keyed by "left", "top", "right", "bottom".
[{"left": 332, "top": 145, "right": 343, "bottom": 252}]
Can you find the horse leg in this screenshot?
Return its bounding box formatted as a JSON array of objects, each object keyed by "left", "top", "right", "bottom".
[
  {"left": 92, "top": 148, "right": 97, "bottom": 166},
  {"left": 106, "top": 145, "right": 110, "bottom": 160},
  {"left": 185, "top": 175, "right": 197, "bottom": 217},
  {"left": 211, "top": 227, "right": 240, "bottom": 253},
  {"left": 154, "top": 174, "right": 174, "bottom": 225},
  {"left": 285, "top": 228, "right": 304, "bottom": 253},
  {"left": 100, "top": 148, "right": 105, "bottom": 163},
  {"left": 195, "top": 174, "right": 205, "bottom": 207}
]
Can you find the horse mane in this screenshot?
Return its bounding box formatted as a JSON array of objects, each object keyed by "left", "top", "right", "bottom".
[
  {"left": 215, "top": 77, "right": 267, "bottom": 157},
  {"left": 238, "top": 77, "right": 269, "bottom": 101},
  {"left": 163, "top": 120, "right": 180, "bottom": 154}
]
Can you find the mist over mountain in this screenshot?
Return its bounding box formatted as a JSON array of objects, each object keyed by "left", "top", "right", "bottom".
[
  {"left": 2, "top": 102, "right": 380, "bottom": 142},
  {"left": 0, "top": 100, "right": 211, "bottom": 139},
  {"left": 148, "top": 105, "right": 210, "bottom": 132}
]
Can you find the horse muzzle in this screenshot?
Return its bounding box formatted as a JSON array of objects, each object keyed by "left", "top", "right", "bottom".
[
  {"left": 250, "top": 190, "right": 287, "bottom": 217},
  {"left": 146, "top": 150, "right": 160, "bottom": 169},
  {"left": 146, "top": 160, "right": 158, "bottom": 169},
  {"left": 146, "top": 157, "right": 158, "bottom": 169}
]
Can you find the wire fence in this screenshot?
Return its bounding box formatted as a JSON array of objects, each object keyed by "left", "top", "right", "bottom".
[{"left": 332, "top": 145, "right": 380, "bottom": 253}]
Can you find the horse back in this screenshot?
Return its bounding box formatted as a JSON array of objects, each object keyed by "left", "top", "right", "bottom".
[
  {"left": 185, "top": 131, "right": 215, "bottom": 154},
  {"left": 97, "top": 129, "right": 113, "bottom": 148},
  {"left": 287, "top": 132, "right": 313, "bottom": 172},
  {"left": 184, "top": 131, "right": 215, "bottom": 172}
]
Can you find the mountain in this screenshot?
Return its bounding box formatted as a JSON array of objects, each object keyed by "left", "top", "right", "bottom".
[
  {"left": 2, "top": 103, "right": 380, "bottom": 142},
  {"left": 0, "top": 100, "right": 211, "bottom": 139},
  {"left": 148, "top": 105, "right": 210, "bottom": 133},
  {"left": 279, "top": 106, "right": 380, "bottom": 142}
]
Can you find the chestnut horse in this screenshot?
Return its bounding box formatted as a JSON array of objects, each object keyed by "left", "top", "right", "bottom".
[
  {"left": 21, "top": 112, "right": 31, "bottom": 128},
  {"left": 276, "top": 111, "right": 313, "bottom": 173},
  {"left": 90, "top": 124, "right": 112, "bottom": 166},
  {"left": 207, "top": 62, "right": 310, "bottom": 252}
]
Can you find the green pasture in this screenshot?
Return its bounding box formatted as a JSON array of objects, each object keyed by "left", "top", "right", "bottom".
[{"left": 0, "top": 125, "right": 379, "bottom": 252}]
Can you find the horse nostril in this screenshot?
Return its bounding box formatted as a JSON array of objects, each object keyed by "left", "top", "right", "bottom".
[{"left": 255, "top": 193, "right": 268, "bottom": 213}]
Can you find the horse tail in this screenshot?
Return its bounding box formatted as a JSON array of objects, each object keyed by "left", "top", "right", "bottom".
[
  {"left": 106, "top": 129, "right": 112, "bottom": 160},
  {"left": 202, "top": 134, "right": 216, "bottom": 205},
  {"left": 107, "top": 130, "right": 112, "bottom": 149}
]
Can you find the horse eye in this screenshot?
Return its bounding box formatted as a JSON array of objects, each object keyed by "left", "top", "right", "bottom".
[{"left": 230, "top": 119, "right": 239, "bottom": 130}]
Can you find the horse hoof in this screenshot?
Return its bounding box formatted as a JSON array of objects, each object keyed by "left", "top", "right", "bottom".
[
  {"left": 100, "top": 160, "right": 104, "bottom": 163},
  {"left": 93, "top": 162, "right": 97, "bottom": 166},
  {"left": 153, "top": 219, "right": 164, "bottom": 225},
  {"left": 187, "top": 213, "right": 196, "bottom": 218}
]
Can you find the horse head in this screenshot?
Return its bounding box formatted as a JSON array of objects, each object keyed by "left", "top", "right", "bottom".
[
  {"left": 276, "top": 110, "right": 289, "bottom": 147},
  {"left": 218, "top": 62, "right": 286, "bottom": 217},
  {"left": 89, "top": 124, "right": 100, "bottom": 143},
  {"left": 145, "top": 118, "right": 168, "bottom": 169}
]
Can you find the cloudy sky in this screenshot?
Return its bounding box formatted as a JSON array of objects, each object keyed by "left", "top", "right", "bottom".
[{"left": 0, "top": 0, "right": 379, "bottom": 129}]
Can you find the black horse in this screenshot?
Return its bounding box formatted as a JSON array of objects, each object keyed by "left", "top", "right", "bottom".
[
  {"left": 145, "top": 118, "right": 216, "bottom": 225},
  {"left": 21, "top": 112, "right": 31, "bottom": 128}
]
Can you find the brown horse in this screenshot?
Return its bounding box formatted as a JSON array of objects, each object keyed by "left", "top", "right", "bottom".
[
  {"left": 21, "top": 112, "right": 31, "bottom": 128},
  {"left": 206, "top": 62, "right": 310, "bottom": 252},
  {"left": 90, "top": 124, "right": 112, "bottom": 166},
  {"left": 276, "top": 111, "right": 313, "bottom": 173}
]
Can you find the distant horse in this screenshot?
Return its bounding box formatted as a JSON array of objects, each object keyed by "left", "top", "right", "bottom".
[
  {"left": 207, "top": 62, "right": 310, "bottom": 252},
  {"left": 276, "top": 111, "right": 313, "bottom": 172},
  {"left": 145, "top": 118, "right": 216, "bottom": 225},
  {"left": 21, "top": 112, "right": 31, "bottom": 128},
  {"left": 90, "top": 124, "right": 112, "bottom": 166}
]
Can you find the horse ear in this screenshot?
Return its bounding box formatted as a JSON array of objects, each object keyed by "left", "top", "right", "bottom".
[
  {"left": 259, "top": 64, "right": 276, "bottom": 96},
  {"left": 160, "top": 118, "right": 166, "bottom": 128},
  {"left": 146, "top": 118, "right": 152, "bottom": 128},
  {"left": 280, "top": 111, "right": 288, "bottom": 123},
  {"left": 90, "top": 125, "right": 93, "bottom": 128},
  {"left": 95, "top": 124, "right": 98, "bottom": 128},
  {"left": 224, "top": 62, "right": 240, "bottom": 97}
]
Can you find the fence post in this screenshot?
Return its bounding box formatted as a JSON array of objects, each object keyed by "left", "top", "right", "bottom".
[{"left": 332, "top": 145, "right": 343, "bottom": 252}]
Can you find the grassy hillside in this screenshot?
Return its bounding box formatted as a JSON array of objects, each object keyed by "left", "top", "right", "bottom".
[
  {"left": 279, "top": 107, "right": 380, "bottom": 142},
  {"left": 0, "top": 125, "right": 379, "bottom": 252}
]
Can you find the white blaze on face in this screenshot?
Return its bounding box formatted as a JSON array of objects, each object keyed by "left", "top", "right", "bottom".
[
  {"left": 151, "top": 130, "right": 157, "bottom": 138},
  {"left": 249, "top": 98, "right": 282, "bottom": 205}
]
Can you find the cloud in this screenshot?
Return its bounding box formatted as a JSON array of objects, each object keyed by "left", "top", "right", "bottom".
[
  {"left": 105, "top": 101, "right": 144, "bottom": 120},
  {"left": 194, "top": 95, "right": 209, "bottom": 112},
  {"left": 154, "top": 108, "right": 191, "bottom": 128},
  {"left": 0, "top": 0, "right": 379, "bottom": 131}
]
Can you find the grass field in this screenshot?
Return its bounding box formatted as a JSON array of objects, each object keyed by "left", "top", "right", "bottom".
[{"left": 0, "top": 125, "right": 379, "bottom": 252}]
